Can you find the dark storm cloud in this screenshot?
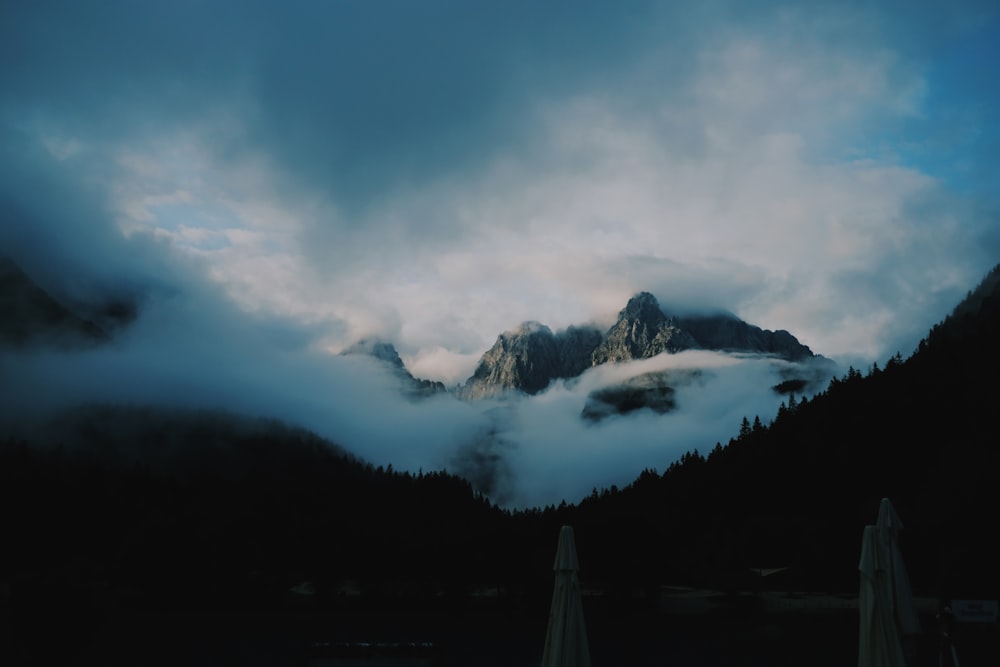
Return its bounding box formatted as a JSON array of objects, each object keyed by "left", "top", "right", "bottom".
[
  {"left": 0, "top": 122, "right": 167, "bottom": 307},
  {"left": 0, "top": 0, "right": 659, "bottom": 214}
]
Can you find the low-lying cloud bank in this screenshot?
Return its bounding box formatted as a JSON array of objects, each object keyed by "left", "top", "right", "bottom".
[
  {"left": 1, "top": 276, "right": 832, "bottom": 508},
  {"left": 449, "top": 351, "right": 831, "bottom": 507}
]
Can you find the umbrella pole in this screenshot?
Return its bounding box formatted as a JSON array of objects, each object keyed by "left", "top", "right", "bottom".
[
  {"left": 937, "top": 628, "right": 960, "bottom": 666},
  {"left": 937, "top": 604, "right": 958, "bottom": 667}
]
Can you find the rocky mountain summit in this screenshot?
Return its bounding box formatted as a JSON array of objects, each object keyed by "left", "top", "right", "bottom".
[
  {"left": 458, "top": 292, "right": 819, "bottom": 400},
  {"left": 341, "top": 338, "right": 446, "bottom": 398},
  {"left": 454, "top": 322, "right": 602, "bottom": 400},
  {"left": 592, "top": 292, "right": 698, "bottom": 364}
]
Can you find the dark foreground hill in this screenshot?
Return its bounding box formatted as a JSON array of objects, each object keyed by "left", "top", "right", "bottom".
[{"left": 561, "top": 262, "right": 1000, "bottom": 598}]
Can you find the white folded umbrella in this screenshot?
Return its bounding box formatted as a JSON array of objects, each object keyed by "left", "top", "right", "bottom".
[{"left": 542, "top": 525, "right": 592, "bottom": 667}]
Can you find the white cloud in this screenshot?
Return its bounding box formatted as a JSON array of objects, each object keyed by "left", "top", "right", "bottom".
[
  {"left": 477, "top": 350, "right": 816, "bottom": 507},
  {"left": 52, "top": 7, "right": 987, "bottom": 376}
]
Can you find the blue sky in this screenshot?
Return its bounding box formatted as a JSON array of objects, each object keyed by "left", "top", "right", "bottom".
[{"left": 2, "top": 1, "right": 999, "bottom": 505}]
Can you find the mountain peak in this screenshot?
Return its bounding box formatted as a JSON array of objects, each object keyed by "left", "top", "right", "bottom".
[
  {"left": 621, "top": 291, "right": 664, "bottom": 321},
  {"left": 342, "top": 337, "right": 446, "bottom": 399},
  {"left": 458, "top": 290, "right": 820, "bottom": 400},
  {"left": 508, "top": 321, "right": 553, "bottom": 338},
  {"left": 592, "top": 292, "right": 696, "bottom": 364},
  {"left": 341, "top": 337, "right": 405, "bottom": 369},
  {"left": 456, "top": 322, "right": 601, "bottom": 399}
]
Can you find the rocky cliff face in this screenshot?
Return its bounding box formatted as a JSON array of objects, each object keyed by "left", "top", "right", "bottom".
[
  {"left": 455, "top": 322, "right": 602, "bottom": 399},
  {"left": 342, "top": 338, "right": 408, "bottom": 369},
  {"left": 341, "top": 338, "right": 446, "bottom": 398},
  {"left": 676, "top": 312, "right": 814, "bottom": 361},
  {"left": 459, "top": 291, "right": 819, "bottom": 399},
  {"left": 559, "top": 325, "right": 605, "bottom": 378},
  {"left": 591, "top": 292, "right": 698, "bottom": 364},
  {"left": 580, "top": 368, "right": 706, "bottom": 422}
]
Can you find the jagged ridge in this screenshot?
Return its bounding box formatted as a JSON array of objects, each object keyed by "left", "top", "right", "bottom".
[
  {"left": 455, "top": 323, "right": 602, "bottom": 400},
  {"left": 341, "top": 337, "right": 446, "bottom": 398},
  {"left": 459, "top": 292, "right": 817, "bottom": 399}
]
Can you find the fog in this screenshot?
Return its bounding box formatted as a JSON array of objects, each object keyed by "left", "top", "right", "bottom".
[{"left": 1, "top": 267, "right": 832, "bottom": 508}]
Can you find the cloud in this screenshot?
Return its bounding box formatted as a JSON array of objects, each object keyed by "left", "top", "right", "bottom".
[
  {"left": 1, "top": 291, "right": 825, "bottom": 509},
  {"left": 0, "top": 278, "right": 482, "bottom": 476},
  {"left": 449, "top": 350, "right": 823, "bottom": 508},
  {"left": 2, "top": 1, "right": 998, "bottom": 507}
]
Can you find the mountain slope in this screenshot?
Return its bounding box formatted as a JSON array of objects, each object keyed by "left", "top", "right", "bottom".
[
  {"left": 455, "top": 322, "right": 602, "bottom": 399},
  {"left": 591, "top": 292, "right": 698, "bottom": 363},
  {"left": 459, "top": 291, "right": 818, "bottom": 399},
  {"left": 0, "top": 257, "right": 109, "bottom": 347},
  {"left": 676, "top": 312, "right": 815, "bottom": 361},
  {"left": 341, "top": 337, "right": 446, "bottom": 398}
]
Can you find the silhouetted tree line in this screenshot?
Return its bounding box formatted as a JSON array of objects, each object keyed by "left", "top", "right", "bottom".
[
  {"left": 0, "top": 417, "right": 524, "bottom": 610},
  {"left": 3, "top": 264, "right": 1000, "bottom": 624}
]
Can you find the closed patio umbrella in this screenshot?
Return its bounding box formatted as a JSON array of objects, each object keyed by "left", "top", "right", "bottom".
[
  {"left": 541, "top": 525, "right": 591, "bottom": 667},
  {"left": 860, "top": 524, "right": 907, "bottom": 667},
  {"left": 875, "top": 498, "right": 921, "bottom": 637},
  {"left": 859, "top": 498, "right": 921, "bottom": 667}
]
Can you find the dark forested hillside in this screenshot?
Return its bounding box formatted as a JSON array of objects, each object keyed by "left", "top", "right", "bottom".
[
  {"left": 0, "top": 409, "right": 531, "bottom": 606},
  {"left": 561, "top": 262, "right": 1000, "bottom": 598}
]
